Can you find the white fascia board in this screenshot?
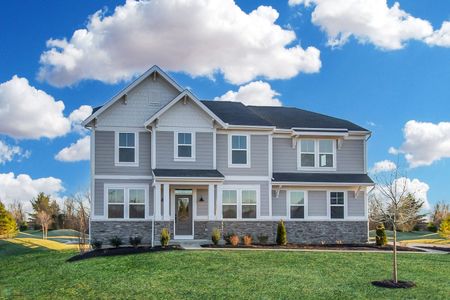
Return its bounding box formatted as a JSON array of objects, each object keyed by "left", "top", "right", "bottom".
[
  {"left": 271, "top": 182, "right": 375, "bottom": 187},
  {"left": 82, "top": 65, "right": 184, "bottom": 127}
]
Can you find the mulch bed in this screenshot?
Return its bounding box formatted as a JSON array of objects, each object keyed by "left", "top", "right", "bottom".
[
  {"left": 372, "top": 280, "right": 416, "bottom": 289},
  {"left": 201, "top": 243, "right": 423, "bottom": 252},
  {"left": 67, "top": 245, "right": 183, "bottom": 262}
]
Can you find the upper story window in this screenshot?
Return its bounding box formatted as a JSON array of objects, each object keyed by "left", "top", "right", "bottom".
[
  {"left": 115, "top": 132, "right": 138, "bottom": 166},
  {"left": 175, "top": 132, "right": 195, "bottom": 161},
  {"left": 229, "top": 135, "right": 250, "bottom": 167},
  {"left": 330, "top": 191, "right": 345, "bottom": 219},
  {"left": 298, "top": 139, "right": 336, "bottom": 170}
]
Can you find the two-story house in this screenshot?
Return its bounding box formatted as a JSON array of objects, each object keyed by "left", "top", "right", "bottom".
[{"left": 82, "top": 66, "right": 374, "bottom": 245}]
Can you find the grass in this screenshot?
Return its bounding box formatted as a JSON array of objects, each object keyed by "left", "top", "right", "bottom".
[
  {"left": 369, "top": 230, "right": 450, "bottom": 245},
  {"left": 1, "top": 239, "right": 449, "bottom": 299}
]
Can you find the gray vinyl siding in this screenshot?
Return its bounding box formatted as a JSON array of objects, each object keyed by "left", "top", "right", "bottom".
[
  {"left": 273, "top": 138, "right": 365, "bottom": 173},
  {"left": 196, "top": 189, "right": 208, "bottom": 216},
  {"left": 308, "top": 191, "right": 327, "bottom": 217},
  {"left": 347, "top": 191, "right": 365, "bottom": 217},
  {"left": 93, "top": 179, "right": 154, "bottom": 217},
  {"left": 222, "top": 180, "right": 270, "bottom": 217},
  {"left": 95, "top": 131, "right": 151, "bottom": 175},
  {"left": 216, "top": 134, "right": 269, "bottom": 176},
  {"left": 155, "top": 131, "right": 213, "bottom": 169},
  {"left": 272, "top": 190, "right": 287, "bottom": 217}
]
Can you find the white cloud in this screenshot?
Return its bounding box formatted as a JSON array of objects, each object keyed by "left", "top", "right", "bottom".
[
  {"left": 0, "top": 141, "right": 30, "bottom": 164},
  {"left": 370, "top": 160, "right": 396, "bottom": 174},
  {"left": 214, "top": 81, "right": 282, "bottom": 106},
  {"left": 289, "top": 0, "right": 433, "bottom": 50},
  {"left": 55, "top": 136, "right": 90, "bottom": 162},
  {"left": 366, "top": 121, "right": 376, "bottom": 127},
  {"left": 69, "top": 105, "right": 92, "bottom": 134},
  {"left": 0, "top": 76, "right": 71, "bottom": 139},
  {"left": 38, "top": 0, "right": 321, "bottom": 87},
  {"left": 425, "top": 21, "right": 450, "bottom": 47},
  {"left": 0, "top": 172, "right": 64, "bottom": 213},
  {"left": 393, "top": 120, "right": 450, "bottom": 168}
]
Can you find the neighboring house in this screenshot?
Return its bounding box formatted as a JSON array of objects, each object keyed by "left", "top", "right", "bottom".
[{"left": 82, "top": 65, "right": 374, "bottom": 245}]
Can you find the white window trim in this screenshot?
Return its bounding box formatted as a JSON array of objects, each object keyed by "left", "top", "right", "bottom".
[
  {"left": 228, "top": 134, "right": 251, "bottom": 168},
  {"left": 287, "top": 190, "right": 308, "bottom": 220},
  {"left": 219, "top": 185, "right": 260, "bottom": 220},
  {"left": 104, "top": 184, "right": 149, "bottom": 220},
  {"left": 297, "top": 139, "right": 336, "bottom": 171},
  {"left": 174, "top": 131, "right": 196, "bottom": 161},
  {"left": 115, "top": 132, "right": 139, "bottom": 167},
  {"left": 329, "top": 190, "right": 347, "bottom": 220}
]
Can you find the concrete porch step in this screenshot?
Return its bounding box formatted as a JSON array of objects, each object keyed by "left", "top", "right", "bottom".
[{"left": 172, "top": 239, "right": 210, "bottom": 249}]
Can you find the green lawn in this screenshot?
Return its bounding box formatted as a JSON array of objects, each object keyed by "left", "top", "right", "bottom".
[
  {"left": 1, "top": 240, "right": 449, "bottom": 299},
  {"left": 369, "top": 230, "right": 450, "bottom": 245}
]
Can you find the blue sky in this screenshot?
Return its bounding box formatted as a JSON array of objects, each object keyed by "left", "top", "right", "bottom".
[{"left": 0, "top": 0, "right": 449, "bottom": 210}]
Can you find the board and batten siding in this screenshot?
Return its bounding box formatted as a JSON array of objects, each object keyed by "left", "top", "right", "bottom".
[
  {"left": 95, "top": 76, "right": 179, "bottom": 127},
  {"left": 272, "top": 138, "right": 365, "bottom": 173},
  {"left": 155, "top": 131, "right": 213, "bottom": 169},
  {"left": 347, "top": 191, "right": 365, "bottom": 217},
  {"left": 216, "top": 134, "right": 269, "bottom": 176},
  {"left": 93, "top": 179, "right": 154, "bottom": 217},
  {"left": 308, "top": 191, "right": 327, "bottom": 217},
  {"left": 222, "top": 180, "right": 270, "bottom": 217},
  {"left": 95, "top": 131, "right": 151, "bottom": 175},
  {"left": 272, "top": 190, "right": 287, "bottom": 217}
]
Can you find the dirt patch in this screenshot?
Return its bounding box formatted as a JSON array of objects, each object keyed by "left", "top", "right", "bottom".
[
  {"left": 67, "top": 245, "right": 183, "bottom": 262},
  {"left": 201, "top": 243, "right": 423, "bottom": 252},
  {"left": 372, "top": 280, "right": 416, "bottom": 289}
]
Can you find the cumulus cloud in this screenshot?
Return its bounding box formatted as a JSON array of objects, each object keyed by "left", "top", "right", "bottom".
[
  {"left": 0, "top": 172, "right": 64, "bottom": 213},
  {"left": 55, "top": 136, "right": 90, "bottom": 162},
  {"left": 392, "top": 120, "right": 450, "bottom": 168},
  {"left": 370, "top": 160, "right": 396, "bottom": 174},
  {"left": 289, "top": 0, "right": 433, "bottom": 50},
  {"left": 0, "top": 141, "right": 31, "bottom": 164},
  {"left": 38, "top": 0, "right": 321, "bottom": 87},
  {"left": 425, "top": 21, "right": 450, "bottom": 47},
  {"left": 69, "top": 105, "right": 93, "bottom": 134},
  {"left": 214, "top": 81, "right": 282, "bottom": 106}
]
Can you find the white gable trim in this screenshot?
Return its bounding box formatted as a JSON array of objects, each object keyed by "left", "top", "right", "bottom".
[
  {"left": 82, "top": 65, "right": 184, "bottom": 127},
  {"left": 144, "top": 90, "right": 227, "bottom": 128}
]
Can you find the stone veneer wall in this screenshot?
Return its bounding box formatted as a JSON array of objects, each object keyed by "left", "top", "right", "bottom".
[{"left": 90, "top": 221, "right": 153, "bottom": 245}]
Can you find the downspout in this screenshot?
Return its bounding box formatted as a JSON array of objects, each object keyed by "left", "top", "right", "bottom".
[{"left": 146, "top": 126, "right": 155, "bottom": 248}]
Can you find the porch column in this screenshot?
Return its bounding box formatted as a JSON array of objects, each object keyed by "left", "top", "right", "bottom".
[
  {"left": 216, "top": 186, "right": 222, "bottom": 220},
  {"left": 154, "top": 183, "right": 161, "bottom": 220},
  {"left": 208, "top": 184, "right": 215, "bottom": 220},
  {"left": 163, "top": 184, "right": 170, "bottom": 220}
]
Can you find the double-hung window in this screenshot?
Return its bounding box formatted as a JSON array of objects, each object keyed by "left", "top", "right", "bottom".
[
  {"left": 230, "top": 135, "right": 249, "bottom": 166},
  {"left": 222, "top": 190, "right": 238, "bottom": 219},
  {"left": 175, "top": 132, "right": 194, "bottom": 160},
  {"left": 106, "top": 186, "right": 147, "bottom": 219},
  {"left": 330, "top": 192, "right": 345, "bottom": 219},
  {"left": 222, "top": 187, "right": 258, "bottom": 219},
  {"left": 116, "top": 132, "right": 138, "bottom": 166},
  {"left": 298, "top": 139, "right": 335, "bottom": 169},
  {"left": 289, "top": 191, "right": 305, "bottom": 219},
  {"left": 241, "top": 190, "right": 257, "bottom": 218}
]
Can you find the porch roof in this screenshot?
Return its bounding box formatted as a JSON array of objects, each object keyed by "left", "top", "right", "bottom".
[
  {"left": 153, "top": 169, "right": 224, "bottom": 179},
  {"left": 272, "top": 173, "right": 374, "bottom": 186}
]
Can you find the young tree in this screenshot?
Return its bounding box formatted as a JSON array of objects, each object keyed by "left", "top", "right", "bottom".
[
  {"left": 369, "top": 165, "right": 424, "bottom": 284},
  {"left": 69, "top": 190, "right": 91, "bottom": 253},
  {"left": 36, "top": 210, "right": 52, "bottom": 239},
  {"left": 431, "top": 201, "right": 449, "bottom": 228},
  {"left": 439, "top": 216, "right": 450, "bottom": 239},
  {"left": 8, "top": 200, "right": 27, "bottom": 230},
  {"left": 0, "top": 201, "right": 18, "bottom": 238},
  {"left": 30, "top": 193, "right": 51, "bottom": 229}
]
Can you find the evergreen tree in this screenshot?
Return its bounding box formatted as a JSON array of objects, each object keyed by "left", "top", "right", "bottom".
[
  {"left": 0, "top": 201, "right": 18, "bottom": 238},
  {"left": 276, "top": 220, "right": 287, "bottom": 246}
]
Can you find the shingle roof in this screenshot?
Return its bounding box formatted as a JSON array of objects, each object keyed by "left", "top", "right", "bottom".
[
  {"left": 153, "top": 169, "right": 224, "bottom": 178},
  {"left": 272, "top": 173, "right": 374, "bottom": 184},
  {"left": 92, "top": 106, "right": 103, "bottom": 114}
]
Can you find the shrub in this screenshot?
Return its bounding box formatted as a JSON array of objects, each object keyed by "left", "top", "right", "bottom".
[
  {"left": 91, "top": 238, "right": 103, "bottom": 250},
  {"left": 438, "top": 216, "right": 450, "bottom": 239},
  {"left": 230, "top": 234, "right": 240, "bottom": 247},
  {"left": 223, "top": 232, "right": 234, "bottom": 245},
  {"left": 211, "top": 228, "right": 221, "bottom": 245},
  {"left": 160, "top": 228, "right": 170, "bottom": 247},
  {"left": 375, "top": 223, "right": 388, "bottom": 246},
  {"left": 19, "top": 223, "right": 28, "bottom": 232},
  {"left": 257, "top": 235, "right": 268, "bottom": 244},
  {"left": 243, "top": 234, "right": 252, "bottom": 246},
  {"left": 109, "top": 236, "right": 122, "bottom": 248},
  {"left": 427, "top": 222, "right": 438, "bottom": 233},
  {"left": 0, "top": 201, "right": 18, "bottom": 238},
  {"left": 276, "top": 220, "right": 287, "bottom": 246},
  {"left": 129, "top": 235, "right": 142, "bottom": 248}
]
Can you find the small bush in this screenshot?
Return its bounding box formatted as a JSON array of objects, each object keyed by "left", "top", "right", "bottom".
[
  {"left": 19, "top": 223, "right": 28, "bottom": 232},
  {"left": 427, "top": 222, "right": 438, "bottom": 233},
  {"left": 276, "top": 220, "right": 287, "bottom": 246},
  {"left": 257, "top": 235, "right": 268, "bottom": 244},
  {"left": 223, "top": 232, "right": 234, "bottom": 245},
  {"left": 211, "top": 228, "right": 221, "bottom": 245},
  {"left": 375, "top": 224, "right": 388, "bottom": 246},
  {"left": 243, "top": 234, "right": 252, "bottom": 246},
  {"left": 230, "top": 234, "right": 240, "bottom": 247},
  {"left": 439, "top": 216, "right": 450, "bottom": 239},
  {"left": 129, "top": 235, "right": 142, "bottom": 248},
  {"left": 109, "top": 236, "right": 122, "bottom": 248},
  {"left": 160, "top": 228, "right": 170, "bottom": 247},
  {"left": 91, "top": 238, "right": 103, "bottom": 250}
]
